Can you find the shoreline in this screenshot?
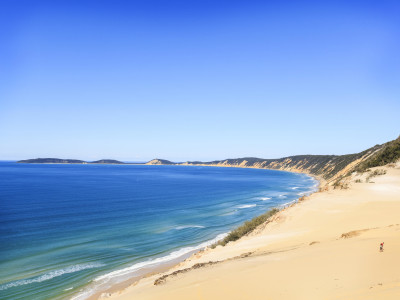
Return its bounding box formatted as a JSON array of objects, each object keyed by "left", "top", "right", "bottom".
[
  {"left": 79, "top": 233, "right": 230, "bottom": 300},
  {"left": 6, "top": 161, "right": 321, "bottom": 300},
  {"left": 84, "top": 250, "right": 197, "bottom": 300},
  {"left": 73, "top": 170, "right": 320, "bottom": 300},
  {"left": 98, "top": 162, "right": 400, "bottom": 300}
]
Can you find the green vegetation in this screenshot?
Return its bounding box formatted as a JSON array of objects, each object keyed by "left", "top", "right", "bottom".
[
  {"left": 371, "top": 169, "right": 387, "bottom": 176},
  {"left": 211, "top": 208, "right": 279, "bottom": 248},
  {"left": 333, "top": 181, "right": 349, "bottom": 189},
  {"left": 190, "top": 136, "right": 399, "bottom": 180},
  {"left": 333, "top": 176, "right": 343, "bottom": 188},
  {"left": 187, "top": 144, "right": 385, "bottom": 180},
  {"left": 356, "top": 136, "right": 400, "bottom": 172},
  {"left": 333, "top": 176, "right": 349, "bottom": 189},
  {"left": 366, "top": 169, "right": 387, "bottom": 182},
  {"left": 91, "top": 159, "right": 124, "bottom": 164}
]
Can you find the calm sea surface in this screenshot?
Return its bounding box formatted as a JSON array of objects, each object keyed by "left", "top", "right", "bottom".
[{"left": 0, "top": 162, "right": 317, "bottom": 299}]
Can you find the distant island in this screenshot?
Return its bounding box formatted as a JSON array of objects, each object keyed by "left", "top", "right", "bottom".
[
  {"left": 18, "top": 158, "right": 127, "bottom": 164},
  {"left": 18, "top": 135, "right": 400, "bottom": 186}
]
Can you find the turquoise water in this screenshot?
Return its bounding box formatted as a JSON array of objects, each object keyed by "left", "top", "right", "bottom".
[{"left": 0, "top": 162, "right": 317, "bottom": 299}]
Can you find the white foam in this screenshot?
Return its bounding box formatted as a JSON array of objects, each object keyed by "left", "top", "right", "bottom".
[
  {"left": 237, "top": 204, "right": 257, "bottom": 209},
  {"left": 174, "top": 225, "right": 205, "bottom": 230},
  {"left": 0, "top": 263, "right": 104, "bottom": 291},
  {"left": 219, "top": 210, "right": 237, "bottom": 216},
  {"left": 290, "top": 187, "right": 299, "bottom": 190},
  {"left": 259, "top": 197, "right": 271, "bottom": 201},
  {"left": 279, "top": 199, "right": 297, "bottom": 208},
  {"left": 64, "top": 287, "right": 73, "bottom": 291},
  {"left": 92, "top": 233, "right": 228, "bottom": 283},
  {"left": 278, "top": 194, "right": 287, "bottom": 198}
]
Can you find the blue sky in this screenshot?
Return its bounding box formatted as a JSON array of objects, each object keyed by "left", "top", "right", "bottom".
[{"left": 1, "top": 0, "right": 399, "bottom": 161}]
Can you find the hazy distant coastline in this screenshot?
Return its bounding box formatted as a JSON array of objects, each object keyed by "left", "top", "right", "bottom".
[
  {"left": 17, "top": 135, "right": 400, "bottom": 187},
  {"left": 17, "top": 158, "right": 135, "bottom": 164}
]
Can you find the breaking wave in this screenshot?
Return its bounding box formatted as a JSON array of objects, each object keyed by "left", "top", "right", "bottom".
[
  {"left": 0, "top": 263, "right": 104, "bottom": 291},
  {"left": 237, "top": 204, "right": 257, "bottom": 209},
  {"left": 174, "top": 225, "right": 205, "bottom": 230}
]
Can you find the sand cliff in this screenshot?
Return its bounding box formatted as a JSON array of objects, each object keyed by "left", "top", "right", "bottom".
[{"left": 146, "top": 137, "right": 398, "bottom": 186}]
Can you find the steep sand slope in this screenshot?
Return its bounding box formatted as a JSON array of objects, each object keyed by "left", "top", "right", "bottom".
[{"left": 106, "top": 165, "right": 400, "bottom": 300}]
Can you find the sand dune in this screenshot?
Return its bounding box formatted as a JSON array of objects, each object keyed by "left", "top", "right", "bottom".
[{"left": 104, "top": 165, "right": 400, "bottom": 300}]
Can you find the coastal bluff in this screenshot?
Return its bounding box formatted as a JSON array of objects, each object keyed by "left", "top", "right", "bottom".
[{"left": 149, "top": 135, "right": 400, "bottom": 185}]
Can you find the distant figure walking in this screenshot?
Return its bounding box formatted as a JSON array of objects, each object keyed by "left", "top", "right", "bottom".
[{"left": 380, "top": 242, "right": 384, "bottom": 252}]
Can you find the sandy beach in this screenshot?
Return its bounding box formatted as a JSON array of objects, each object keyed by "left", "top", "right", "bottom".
[{"left": 99, "top": 163, "right": 400, "bottom": 300}]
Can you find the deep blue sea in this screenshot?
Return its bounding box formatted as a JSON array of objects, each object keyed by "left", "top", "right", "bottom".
[{"left": 0, "top": 162, "right": 318, "bottom": 300}]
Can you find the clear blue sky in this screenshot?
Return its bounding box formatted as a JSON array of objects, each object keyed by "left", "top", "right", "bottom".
[{"left": 1, "top": 0, "right": 399, "bottom": 162}]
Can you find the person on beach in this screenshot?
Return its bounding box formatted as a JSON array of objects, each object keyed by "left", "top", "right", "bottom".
[{"left": 380, "top": 242, "right": 384, "bottom": 252}]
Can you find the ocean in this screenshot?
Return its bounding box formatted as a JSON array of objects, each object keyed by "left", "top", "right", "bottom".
[{"left": 0, "top": 162, "right": 318, "bottom": 299}]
